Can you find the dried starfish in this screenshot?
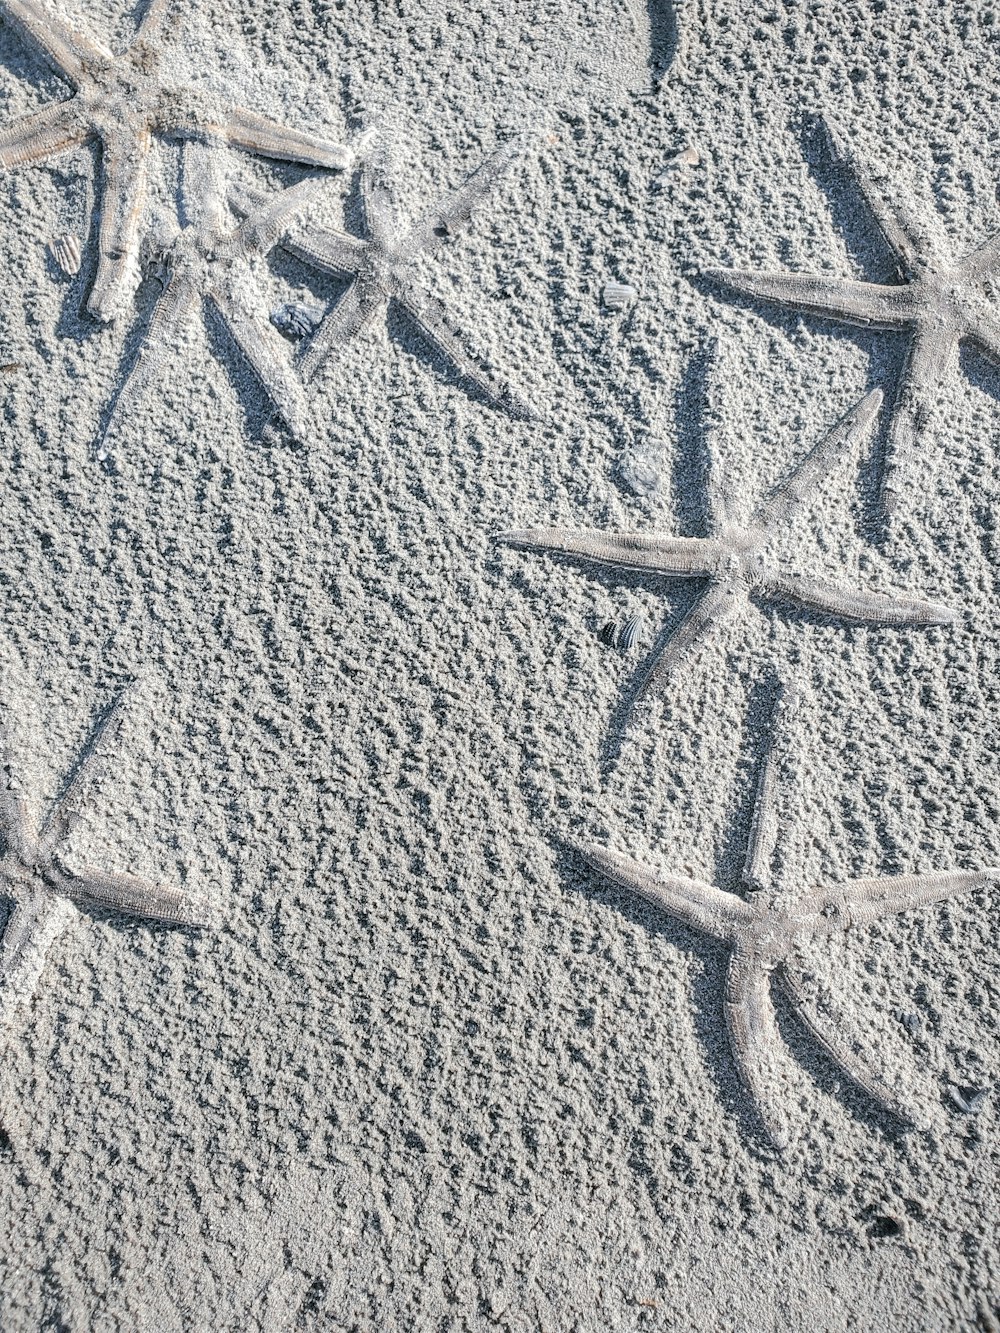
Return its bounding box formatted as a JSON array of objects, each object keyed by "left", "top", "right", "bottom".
[
  {"left": 704, "top": 116, "right": 1000, "bottom": 517},
  {"left": 97, "top": 143, "right": 316, "bottom": 458},
  {"left": 269, "top": 134, "right": 534, "bottom": 416},
  {"left": 0, "top": 0, "right": 351, "bottom": 321},
  {"left": 0, "top": 681, "right": 206, "bottom": 1015},
  {"left": 573, "top": 686, "right": 996, "bottom": 1148},
  {"left": 501, "top": 388, "right": 955, "bottom": 700}
]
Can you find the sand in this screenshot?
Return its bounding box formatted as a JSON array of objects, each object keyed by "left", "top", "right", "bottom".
[{"left": 0, "top": 0, "right": 998, "bottom": 1328}]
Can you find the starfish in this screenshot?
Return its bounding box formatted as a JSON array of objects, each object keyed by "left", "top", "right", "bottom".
[
  {"left": 500, "top": 388, "right": 955, "bottom": 702},
  {"left": 0, "top": 0, "right": 351, "bottom": 322},
  {"left": 703, "top": 116, "right": 1000, "bottom": 518},
  {"left": 572, "top": 686, "right": 997, "bottom": 1148},
  {"left": 97, "top": 143, "right": 317, "bottom": 459},
  {"left": 0, "top": 681, "right": 206, "bottom": 1014},
  {"left": 268, "top": 134, "right": 535, "bottom": 416}
]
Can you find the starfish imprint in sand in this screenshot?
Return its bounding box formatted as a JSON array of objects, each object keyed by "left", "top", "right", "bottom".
[
  {"left": 263, "top": 133, "right": 535, "bottom": 416},
  {"left": 501, "top": 388, "right": 956, "bottom": 703},
  {"left": 0, "top": 0, "right": 351, "bottom": 322},
  {"left": 572, "top": 685, "right": 997, "bottom": 1148},
  {"left": 704, "top": 116, "right": 1000, "bottom": 517},
  {"left": 97, "top": 143, "right": 318, "bottom": 459},
  {"left": 0, "top": 681, "right": 207, "bottom": 1016}
]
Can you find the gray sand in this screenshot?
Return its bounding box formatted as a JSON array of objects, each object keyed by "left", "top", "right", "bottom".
[{"left": 0, "top": 0, "right": 999, "bottom": 1328}]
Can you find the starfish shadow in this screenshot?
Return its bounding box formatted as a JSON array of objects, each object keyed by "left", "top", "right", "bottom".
[
  {"left": 645, "top": 0, "right": 679, "bottom": 91},
  {"left": 670, "top": 342, "right": 714, "bottom": 537}
]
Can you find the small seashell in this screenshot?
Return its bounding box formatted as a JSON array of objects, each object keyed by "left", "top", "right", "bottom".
[
  {"left": 269, "top": 300, "right": 325, "bottom": 340},
  {"left": 599, "top": 620, "right": 618, "bottom": 647},
  {"left": 49, "top": 232, "right": 81, "bottom": 275},
  {"left": 947, "top": 1082, "right": 989, "bottom": 1115},
  {"left": 651, "top": 146, "right": 700, "bottom": 191},
  {"left": 616, "top": 451, "right": 661, "bottom": 497},
  {"left": 618, "top": 614, "right": 644, "bottom": 651},
  {"left": 603, "top": 281, "right": 637, "bottom": 310},
  {"left": 899, "top": 1011, "right": 920, "bottom": 1037}
]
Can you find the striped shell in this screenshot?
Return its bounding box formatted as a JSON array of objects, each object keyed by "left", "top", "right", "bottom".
[
  {"left": 618, "top": 615, "right": 644, "bottom": 651},
  {"left": 603, "top": 281, "right": 637, "bottom": 310},
  {"left": 49, "top": 233, "right": 81, "bottom": 275}
]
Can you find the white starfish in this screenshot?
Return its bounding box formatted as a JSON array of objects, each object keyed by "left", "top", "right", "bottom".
[
  {"left": 704, "top": 116, "right": 1000, "bottom": 518},
  {"left": 0, "top": 0, "right": 351, "bottom": 321},
  {"left": 97, "top": 143, "right": 316, "bottom": 458},
  {"left": 501, "top": 389, "right": 955, "bottom": 702},
  {"left": 268, "top": 133, "right": 535, "bottom": 416},
  {"left": 573, "top": 686, "right": 996, "bottom": 1148},
  {"left": 0, "top": 681, "right": 206, "bottom": 1016}
]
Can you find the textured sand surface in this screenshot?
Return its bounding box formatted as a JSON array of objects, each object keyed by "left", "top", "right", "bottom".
[{"left": 1, "top": 0, "right": 999, "bottom": 1329}]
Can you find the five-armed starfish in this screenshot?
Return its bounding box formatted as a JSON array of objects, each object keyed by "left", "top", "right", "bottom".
[
  {"left": 572, "top": 686, "right": 996, "bottom": 1147},
  {"left": 0, "top": 0, "right": 351, "bottom": 321},
  {"left": 501, "top": 388, "right": 955, "bottom": 700},
  {"left": 271, "top": 134, "right": 534, "bottom": 416},
  {"left": 0, "top": 682, "right": 206, "bottom": 1011},
  {"left": 97, "top": 143, "right": 318, "bottom": 458},
  {"left": 704, "top": 117, "right": 1000, "bottom": 517}
]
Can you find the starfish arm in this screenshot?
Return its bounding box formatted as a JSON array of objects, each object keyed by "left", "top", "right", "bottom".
[
  {"left": 94, "top": 270, "right": 199, "bottom": 460},
  {"left": 298, "top": 280, "right": 384, "bottom": 381},
  {"left": 750, "top": 387, "right": 882, "bottom": 532},
  {"left": 207, "top": 282, "right": 312, "bottom": 440},
  {"left": 205, "top": 106, "right": 351, "bottom": 170},
  {"left": 498, "top": 528, "right": 725, "bottom": 576},
  {"left": 963, "top": 308, "right": 1000, "bottom": 369},
  {"left": 0, "top": 99, "right": 88, "bottom": 168},
  {"left": 359, "top": 152, "right": 404, "bottom": 248},
  {"left": 135, "top": 0, "right": 170, "bottom": 40},
  {"left": 234, "top": 177, "right": 328, "bottom": 257},
  {"left": 704, "top": 268, "right": 918, "bottom": 330},
  {"left": 636, "top": 581, "right": 744, "bottom": 698},
  {"left": 407, "top": 136, "right": 524, "bottom": 257},
  {"left": 570, "top": 838, "right": 753, "bottom": 940},
  {"left": 0, "top": 0, "right": 111, "bottom": 84},
  {"left": 37, "top": 685, "right": 137, "bottom": 854},
  {"left": 0, "top": 887, "right": 47, "bottom": 981},
  {"left": 764, "top": 571, "right": 956, "bottom": 626},
  {"left": 724, "top": 952, "right": 790, "bottom": 1150},
  {"left": 882, "top": 327, "right": 958, "bottom": 518},
  {"left": 795, "top": 869, "right": 994, "bottom": 933},
  {"left": 822, "top": 116, "right": 936, "bottom": 274},
  {"left": 49, "top": 862, "right": 208, "bottom": 927},
  {"left": 960, "top": 231, "right": 1000, "bottom": 284},
  {"left": 398, "top": 287, "right": 534, "bottom": 418},
  {"left": 0, "top": 708, "right": 36, "bottom": 858},
  {"left": 281, "top": 224, "right": 369, "bottom": 277},
  {"left": 742, "top": 687, "right": 800, "bottom": 894},
  {"left": 88, "top": 125, "right": 153, "bottom": 322},
  {"left": 776, "top": 961, "right": 920, "bottom": 1124},
  {"left": 180, "top": 142, "right": 225, "bottom": 232}
]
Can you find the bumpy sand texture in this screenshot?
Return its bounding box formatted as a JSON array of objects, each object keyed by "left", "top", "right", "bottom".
[{"left": 0, "top": 0, "right": 999, "bottom": 1330}]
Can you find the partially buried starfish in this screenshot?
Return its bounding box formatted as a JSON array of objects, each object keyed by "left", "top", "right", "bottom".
[
  {"left": 0, "top": 681, "right": 206, "bottom": 1014},
  {"left": 501, "top": 388, "right": 955, "bottom": 702},
  {"left": 97, "top": 143, "right": 317, "bottom": 458},
  {"left": 704, "top": 117, "right": 1000, "bottom": 517},
  {"left": 572, "top": 686, "right": 997, "bottom": 1147},
  {"left": 269, "top": 133, "right": 534, "bottom": 416},
  {"left": 0, "top": 0, "right": 351, "bottom": 322}
]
